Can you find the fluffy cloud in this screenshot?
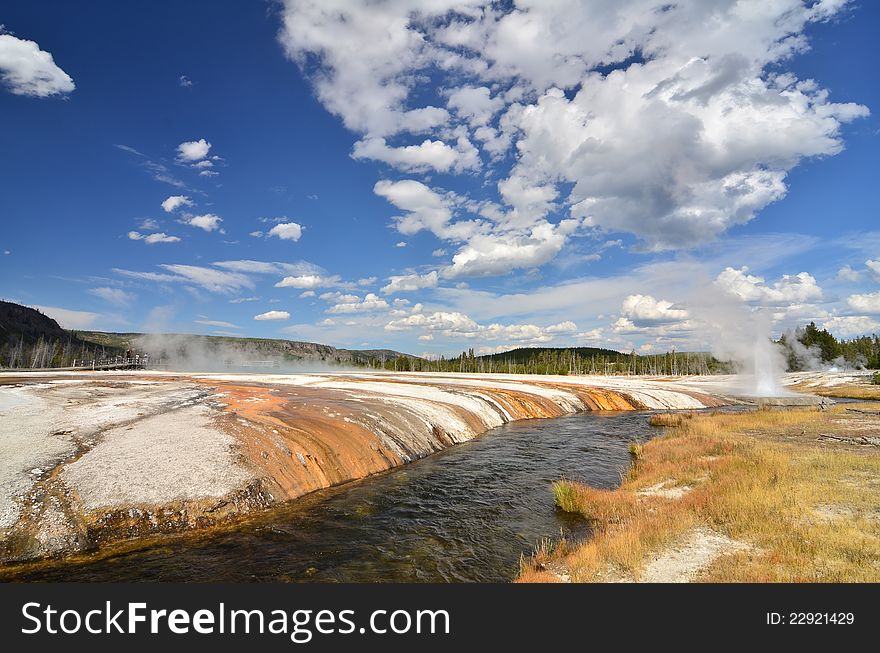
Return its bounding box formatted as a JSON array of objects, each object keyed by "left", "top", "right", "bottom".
[
  {"left": 447, "top": 86, "right": 503, "bottom": 127},
  {"left": 161, "top": 195, "right": 193, "bottom": 212},
  {"left": 352, "top": 138, "right": 473, "bottom": 173},
  {"left": 445, "top": 223, "right": 567, "bottom": 278},
  {"left": 88, "top": 287, "right": 133, "bottom": 306},
  {"left": 254, "top": 311, "right": 290, "bottom": 321},
  {"left": 715, "top": 267, "right": 822, "bottom": 305},
  {"left": 278, "top": 1, "right": 458, "bottom": 137},
  {"left": 381, "top": 271, "right": 439, "bottom": 294},
  {"left": 867, "top": 259, "right": 880, "bottom": 281},
  {"left": 372, "top": 169, "right": 575, "bottom": 279},
  {"left": 127, "top": 231, "right": 181, "bottom": 244},
  {"left": 325, "top": 293, "right": 390, "bottom": 314},
  {"left": 837, "top": 265, "right": 862, "bottom": 282},
  {"left": 822, "top": 315, "right": 880, "bottom": 337},
  {"left": 373, "top": 180, "right": 461, "bottom": 239},
  {"left": 280, "top": 0, "right": 868, "bottom": 254},
  {"left": 176, "top": 138, "right": 211, "bottom": 162},
  {"left": 320, "top": 291, "right": 356, "bottom": 302},
  {"left": 621, "top": 295, "right": 689, "bottom": 325},
  {"left": 386, "top": 311, "right": 482, "bottom": 334},
  {"left": 0, "top": 33, "right": 74, "bottom": 97},
  {"left": 847, "top": 292, "right": 880, "bottom": 315},
  {"left": 275, "top": 274, "right": 339, "bottom": 289},
  {"left": 182, "top": 214, "right": 223, "bottom": 232},
  {"left": 267, "top": 222, "right": 303, "bottom": 242},
  {"left": 545, "top": 321, "right": 577, "bottom": 334},
  {"left": 385, "top": 309, "right": 578, "bottom": 344}
]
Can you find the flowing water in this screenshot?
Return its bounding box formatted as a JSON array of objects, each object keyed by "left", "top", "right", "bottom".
[{"left": 7, "top": 411, "right": 658, "bottom": 582}]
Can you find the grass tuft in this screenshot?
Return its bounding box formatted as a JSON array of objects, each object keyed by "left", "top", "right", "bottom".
[
  {"left": 648, "top": 412, "right": 694, "bottom": 428},
  {"left": 628, "top": 442, "right": 644, "bottom": 460}
]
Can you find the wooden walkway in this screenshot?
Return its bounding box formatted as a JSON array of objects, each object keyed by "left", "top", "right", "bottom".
[{"left": 1, "top": 357, "right": 149, "bottom": 373}]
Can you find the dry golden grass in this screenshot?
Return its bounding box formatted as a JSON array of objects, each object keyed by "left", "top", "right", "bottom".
[
  {"left": 648, "top": 412, "right": 695, "bottom": 428},
  {"left": 518, "top": 404, "right": 880, "bottom": 583},
  {"left": 795, "top": 384, "right": 880, "bottom": 401}
]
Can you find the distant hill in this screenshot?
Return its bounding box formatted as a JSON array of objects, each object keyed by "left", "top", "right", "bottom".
[
  {"left": 73, "top": 331, "right": 419, "bottom": 369},
  {"left": 0, "top": 301, "right": 418, "bottom": 370},
  {"left": 478, "top": 346, "right": 624, "bottom": 362},
  {"left": 0, "top": 301, "right": 125, "bottom": 368},
  {"left": 0, "top": 300, "right": 67, "bottom": 344}
]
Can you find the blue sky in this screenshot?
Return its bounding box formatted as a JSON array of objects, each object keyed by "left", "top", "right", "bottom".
[{"left": 1, "top": 1, "right": 878, "bottom": 356}]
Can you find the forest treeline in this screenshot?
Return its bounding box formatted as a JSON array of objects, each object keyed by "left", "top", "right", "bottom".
[
  {"left": 369, "top": 325, "right": 880, "bottom": 375},
  {"left": 779, "top": 322, "right": 880, "bottom": 370},
  {"left": 365, "top": 347, "right": 729, "bottom": 375}
]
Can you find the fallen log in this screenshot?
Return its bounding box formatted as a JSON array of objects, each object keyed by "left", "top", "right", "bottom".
[{"left": 817, "top": 434, "right": 880, "bottom": 446}]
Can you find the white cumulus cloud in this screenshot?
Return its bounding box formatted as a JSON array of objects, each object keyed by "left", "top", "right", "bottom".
[
  {"left": 275, "top": 274, "right": 339, "bottom": 289},
  {"left": 326, "top": 293, "right": 389, "bottom": 314},
  {"left": 254, "top": 311, "right": 290, "bottom": 321},
  {"left": 161, "top": 195, "right": 193, "bottom": 213},
  {"left": 836, "top": 265, "right": 862, "bottom": 282},
  {"left": 176, "top": 138, "right": 211, "bottom": 162},
  {"left": 0, "top": 33, "right": 74, "bottom": 97},
  {"left": 268, "top": 222, "right": 303, "bottom": 242},
  {"left": 127, "top": 231, "right": 181, "bottom": 244},
  {"left": 182, "top": 214, "right": 222, "bottom": 232},
  {"left": 386, "top": 308, "right": 579, "bottom": 344},
  {"left": 279, "top": 0, "right": 868, "bottom": 255},
  {"left": 715, "top": 267, "right": 822, "bottom": 305},
  {"left": 352, "top": 137, "right": 478, "bottom": 173},
  {"left": 381, "top": 270, "right": 439, "bottom": 295},
  {"left": 822, "top": 315, "right": 880, "bottom": 337},
  {"left": 867, "top": 259, "right": 880, "bottom": 281},
  {"left": 847, "top": 292, "right": 880, "bottom": 315},
  {"left": 621, "top": 295, "right": 689, "bottom": 325}
]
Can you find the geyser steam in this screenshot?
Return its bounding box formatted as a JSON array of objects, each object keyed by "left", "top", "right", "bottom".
[
  {"left": 132, "top": 333, "right": 358, "bottom": 374},
  {"left": 689, "top": 285, "right": 789, "bottom": 397},
  {"left": 753, "top": 332, "right": 782, "bottom": 396}
]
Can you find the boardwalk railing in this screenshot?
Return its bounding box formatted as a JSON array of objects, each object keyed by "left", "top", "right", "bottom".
[
  {"left": 68, "top": 355, "right": 150, "bottom": 371},
  {"left": 0, "top": 356, "right": 152, "bottom": 373}
]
